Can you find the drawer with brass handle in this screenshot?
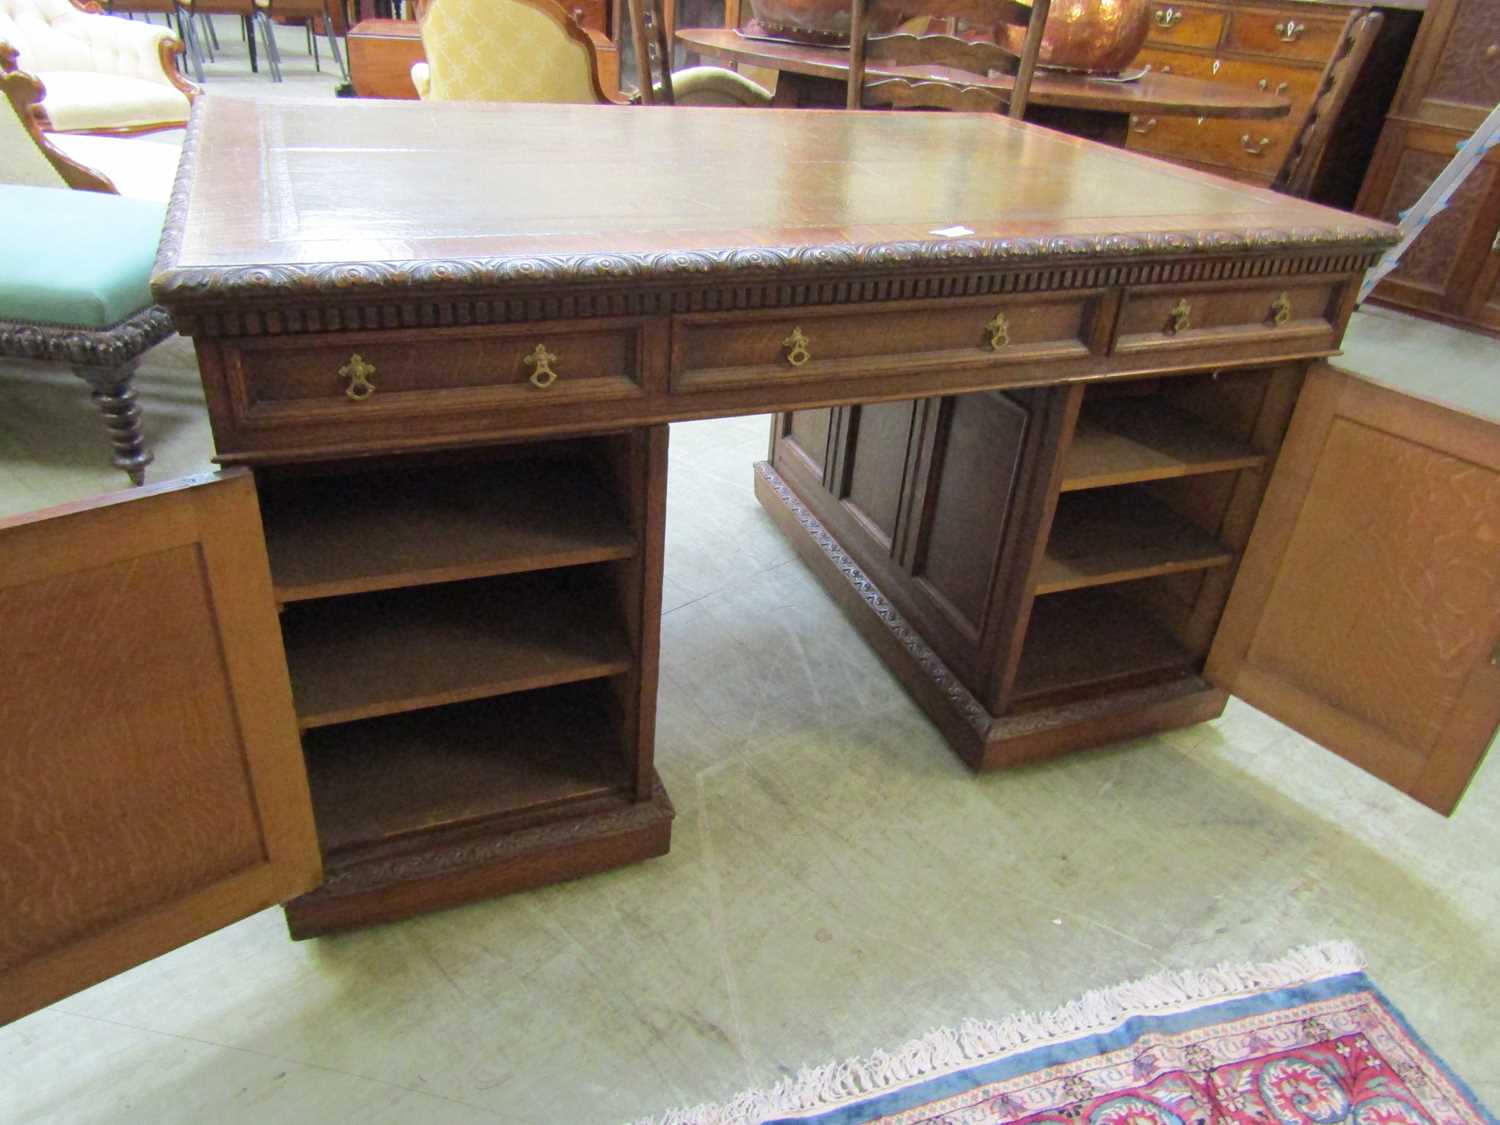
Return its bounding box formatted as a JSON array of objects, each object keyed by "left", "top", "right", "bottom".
[
  {"left": 670, "top": 294, "right": 1101, "bottom": 393},
  {"left": 1133, "top": 47, "right": 1217, "bottom": 80},
  {"left": 218, "top": 317, "right": 656, "bottom": 438},
  {"left": 1223, "top": 9, "right": 1349, "bottom": 61},
  {"left": 1126, "top": 115, "right": 1296, "bottom": 176},
  {"left": 1144, "top": 2, "right": 1224, "bottom": 49},
  {"left": 1208, "top": 57, "right": 1321, "bottom": 115},
  {"left": 1113, "top": 281, "right": 1339, "bottom": 354}
]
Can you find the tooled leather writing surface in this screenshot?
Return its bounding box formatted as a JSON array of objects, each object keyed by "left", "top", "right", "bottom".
[{"left": 156, "top": 96, "right": 1395, "bottom": 298}]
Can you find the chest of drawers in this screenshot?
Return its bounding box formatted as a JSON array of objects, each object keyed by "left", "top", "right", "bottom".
[{"left": 1128, "top": 0, "right": 1423, "bottom": 203}]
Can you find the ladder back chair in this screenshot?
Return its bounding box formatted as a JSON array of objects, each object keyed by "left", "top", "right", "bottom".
[
  {"left": 847, "top": 0, "right": 1050, "bottom": 118},
  {"left": 1270, "top": 8, "right": 1383, "bottom": 199}
]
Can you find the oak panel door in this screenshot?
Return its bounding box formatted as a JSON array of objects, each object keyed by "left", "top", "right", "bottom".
[
  {"left": 0, "top": 471, "right": 321, "bottom": 1024},
  {"left": 1208, "top": 365, "right": 1500, "bottom": 815}
]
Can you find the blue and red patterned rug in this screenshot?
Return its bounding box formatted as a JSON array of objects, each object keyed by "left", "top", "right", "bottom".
[{"left": 645, "top": 943, "right": 1496, "bottom": 1125}]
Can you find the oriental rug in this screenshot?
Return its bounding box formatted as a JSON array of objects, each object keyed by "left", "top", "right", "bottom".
[{"left": 645, "top": 943, "right": 1496, "bottom": 1125}]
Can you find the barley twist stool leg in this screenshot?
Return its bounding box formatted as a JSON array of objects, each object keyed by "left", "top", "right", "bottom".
[{"left": 73, "top": 361, "right": 153, "bottom": 487}]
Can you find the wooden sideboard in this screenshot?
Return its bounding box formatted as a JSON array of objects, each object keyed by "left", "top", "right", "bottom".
[
  {"left": 1128, "top": 0, "right": 1424, "bottom": 205},
  {"left": 3, "top": 96, "right": 1497, "bottom": 1027},
  {"left": 1356, "top": 0, "right": 1500, "bottom": 335}
]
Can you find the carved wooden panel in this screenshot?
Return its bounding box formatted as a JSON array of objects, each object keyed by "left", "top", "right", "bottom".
[
  {"left": 1209, "top": 366, "right": 1500, "bottom": 815},
  {"left": 912, "top": 393, "right": 1030, "bottom": 644},
  {"left": 0, "top": 473, "right": 321, "bottom": 1023},
  {"left": 1423, "top": 0, "right": 1500, "bottom": 113},
  {"left": 839, "top": 401, "right": 918, "bottom": 552},
  {"left": 785, "top": 408, "right": 834, "bottom": 482}
]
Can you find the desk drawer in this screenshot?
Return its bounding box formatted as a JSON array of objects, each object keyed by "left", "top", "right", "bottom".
[
  {"left": 225, "top": 319, "right": 651, "bottom": 426},
  {"left": 1128, "top": 114, "right": 1296, "bottom": 174},
  {"left": 1209, "top": 56, "right": 1322, "bottom": 116},
  {"left": 1133, "top": 46, "right": 1217, "bottom": 79},
  {"left": 1145, "top": 3, "right": 1226, "bottom": 50},
  {"left": 670, "top": 295, "right": 1098, "bottom": 393},
  {"left": 1114, "top": 281, "right": 1339, "bottom": 354},
  {"left": 1223, "top": 8, "right": 1350, "bottom": 63}
]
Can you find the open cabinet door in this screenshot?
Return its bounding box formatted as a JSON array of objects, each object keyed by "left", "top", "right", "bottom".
[
  {"left": 0, "top": 471, "right": 321, "bottom": 1025},
  {"left": 1208, "top": 364, "right": 1500, "bottom": 815}
]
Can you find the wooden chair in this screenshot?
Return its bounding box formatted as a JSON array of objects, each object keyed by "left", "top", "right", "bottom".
[
  {"left": 847, "top": 0, "right": 1050, "bottom": 118},
  {"left": 626, "top": 0, "right": 770, "bottom": 106},
  {"left": 1, "top": 65, "right": 171, "bottom": 484},
  {"left": 1270, "top": 8, "right": 1383, "bottom": 199}
]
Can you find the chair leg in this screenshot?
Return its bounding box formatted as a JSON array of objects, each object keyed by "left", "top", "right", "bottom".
[
  {"left": 257, "top": 12, "right": 285, "bottom": 81},
  {"left": 310, "top": 22, "right": 321, "bottom": 71},
  {"left": 203, "top": 11, "right": 221, "bottom": 49},
  {"left": 73, "top": 362, "right": 152, "bottom": 487},
  {"left": 176, "top": 5, "right": 207, "bottom": 84},
  {"left": 321, "top": 0, "right": 348, "bottom": 80},
  {"left": 197, "top": 13, "right": 217, "bottom": 60}
]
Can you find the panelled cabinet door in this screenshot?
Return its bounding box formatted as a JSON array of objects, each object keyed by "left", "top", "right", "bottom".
[
  {"left": 1207, "top": 365, "right": 1500, "bottom": 815},
  {"left": 0, "top": 471, "right": 321, "bottom": 1025}
]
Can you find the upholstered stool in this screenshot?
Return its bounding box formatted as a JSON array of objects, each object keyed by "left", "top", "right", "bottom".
[{"left": 0, "top": 183, "right": 172, "bottom": 485}]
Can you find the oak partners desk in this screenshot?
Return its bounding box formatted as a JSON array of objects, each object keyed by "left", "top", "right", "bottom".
[{"left": 6, "top": 95, "right": 1498, "bottom": 1024}]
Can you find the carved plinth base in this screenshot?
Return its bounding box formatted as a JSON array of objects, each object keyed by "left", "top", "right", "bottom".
[
  {"left": 754, "top": 462, "right": 1227, "bottom": 771},
  {"left": 284, "top": 775, "right": 675, "bottom": 939}
]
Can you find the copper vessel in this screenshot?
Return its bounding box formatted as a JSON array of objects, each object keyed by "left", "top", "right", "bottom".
[{"left": 1002, "top": 0, "right": 1152, "bottom": 75}]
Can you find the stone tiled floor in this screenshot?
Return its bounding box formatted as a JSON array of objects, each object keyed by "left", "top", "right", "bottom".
[{"left": 1, "top": 42, "right": 1497, "bottom": 1123}]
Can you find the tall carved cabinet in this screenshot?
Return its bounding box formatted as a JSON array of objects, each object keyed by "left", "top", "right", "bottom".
[{"left": 1356, "top": 0, "right": 1500, "bottom": 334}]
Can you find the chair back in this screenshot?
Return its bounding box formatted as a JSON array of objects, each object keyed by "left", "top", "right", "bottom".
[
  {"left": 1272, "top": 9, "right": 1382, "bottom": 198},
  {"left": 847, "top": 0, "right": 1049, "bottom": 119},
  {"left": 625, "top": 0, "right": 672, "bottom": 104},
  {"left": 418, "top": 0, "right": 608, "bottom": 103},
  {"left": 0, "top": 0, "right": 103, "bottom": 70}
]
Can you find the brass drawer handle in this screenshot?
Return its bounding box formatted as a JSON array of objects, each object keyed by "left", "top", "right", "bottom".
[
  {"left": 1240, "top": 133, "right": 1271, "bottom": 156},
  {"left": 1275, "top": 19, "right": 1305, "bottom": 41},
  {"left": 524, "top": 343, "right": 560, "bottom": 389},
  {"left": 1257, "top": 78, "right": 1289, "bottom": 95},
  {"left": 984, "top": 312, "right": 1010, "bottom": 350},
  {"left": 1270, "top": 291, "right": 1292, "bottom": 327},
  {"left": 782, "top": 327, "right": 812, "bottom": 367},
  {"left": 1166, "top": 298, "right": 1192, "bottom": 335},
  {"left": 339, "top": 353, "right": 376, "bottom": 401},
  {"left": 1131, "top": 116, "right": 1158, "bottom": 134},
  {"left": 1153, "top": 7, "right": 1183, "bottom": 29},
  {"left": 1159, "top": 64, "right": 1173, "bottom": 73}
]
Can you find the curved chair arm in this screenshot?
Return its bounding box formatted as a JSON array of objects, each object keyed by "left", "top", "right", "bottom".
[
  {"left": 1, "top": 64, "right": 117, "bottom": 191},
  {"left": 666, "top": 66, "right": 771, "bottom": 107},
  {"left": 57, "top": 3, "right": 196, "bottom": 92}
]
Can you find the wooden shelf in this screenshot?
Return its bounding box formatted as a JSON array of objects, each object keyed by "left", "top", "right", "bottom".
[
  {"left": 261, "top": 458, "right": 636, "bottom": 603},
  {"left": 301, "top": 684, "right": 632, "bottom": 854},
  {"left": 1034, "top": 489, "right": 1234, "bottom": 595},
  {"left": 282, "top": 570, "right": 633, "bottom": 729},
  {"left": 1014, "top": 588, "right": 1194, "bottom": 702},
  {"left": 1062, "top": 399, "right": 1265, "bottom": 492}
]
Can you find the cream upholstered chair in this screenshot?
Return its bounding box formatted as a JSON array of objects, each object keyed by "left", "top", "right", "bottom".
[
  {"left": 627, "top": 0, "right": 770, "bottom": 107},
  {"left": 0, "top": 0, "right": 195, "bottom": 133},
  {"left": 411, "top": 0, "right": 620, "bottom": 104}
]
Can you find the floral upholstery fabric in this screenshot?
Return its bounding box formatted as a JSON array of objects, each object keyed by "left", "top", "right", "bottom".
[{"left": 418, "top": 0, "right": 600, "bottom": 104}]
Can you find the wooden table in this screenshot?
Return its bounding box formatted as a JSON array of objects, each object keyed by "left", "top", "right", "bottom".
[
  {"left": 678, "top": 27, "right": 1291, "bottom": 143},
  {"left": 8, "top": 97, "right": 1499, "bottom": 1024}
]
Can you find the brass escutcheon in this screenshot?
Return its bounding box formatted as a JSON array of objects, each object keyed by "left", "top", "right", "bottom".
[
  {"left": 782, "top": 327, "right": 812, "bottom": 367},
  {"left": 1270, "top": 291, "right": 1292, "bottom": 327},
  {"left": 524, "top": 343, "right": 560, "bottom": 389},
  {"left": 1167, "top": 298, "right": 1192, "bottom": 335},
  {"left": 339, "top": 353, "right": 376, "bottom": 401},
  {"left": 984, "top": 312, "right": 1010, "bottom": 350}
]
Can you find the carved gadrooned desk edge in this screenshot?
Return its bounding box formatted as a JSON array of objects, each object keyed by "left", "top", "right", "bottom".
[{"left": 152, "top": 103, "right": 1397, "bottom": 338}]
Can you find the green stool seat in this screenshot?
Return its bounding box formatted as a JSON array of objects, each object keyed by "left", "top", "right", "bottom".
[
  {"left": 0, "top": 185, "right": 165, "bottom": 328},
  {"left": 0, "top": 184, "right": 175, "bottom": 486}
]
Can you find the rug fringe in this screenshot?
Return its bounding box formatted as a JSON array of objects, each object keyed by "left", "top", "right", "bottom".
[{"left": 637, "top": 941, "right": 1366, "bottom": 1125}]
